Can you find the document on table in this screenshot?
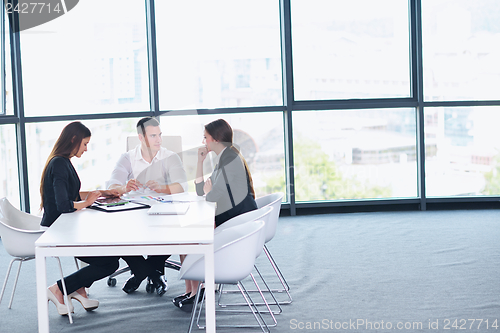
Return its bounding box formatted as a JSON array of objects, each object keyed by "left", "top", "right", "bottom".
[
  {"left": 147, "top": 202, "right": 190, "bottom": 215},
  {"left": 124, "top": 192, "right": 205, "bottom": 205}
]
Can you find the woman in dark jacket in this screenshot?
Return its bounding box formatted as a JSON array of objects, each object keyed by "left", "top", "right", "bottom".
[
  {"left": 174, "top": 118, "right": 257, "bottom": 311},
  {"left": 40, "top": 121, "right": 120, "bottom": 315}
]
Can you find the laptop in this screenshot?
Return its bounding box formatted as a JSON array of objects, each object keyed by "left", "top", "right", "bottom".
[{"left": 147, "top": 202, "right": 190, "bottom": 215}]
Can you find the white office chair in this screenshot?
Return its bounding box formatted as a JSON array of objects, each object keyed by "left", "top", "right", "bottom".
[
  {"left": 0, "top": 198, "right": 73, "bottom": 322},
  {"left": 254, "top": 192, "right": 292, "bottom": 304},
  {"left": 214, "top": 206, "right": 274, "bottom": 258},
  {"left": 180, "top": 220, "right": 274, "bottom": 333},
  {"left": 217, "top": 192, "right": 291, "bottom": 308},
  {"left": 214, "top": 206, "right": 283, "bottom": 314},
  {"left": 256, "top": 192, "right": 283, "bottom": 245},
  {"left": 0, "top": 197, "right": 42, "bottom": 230},
  {"left": 0, "top": 198, "right": 45, "bottom": 309}
]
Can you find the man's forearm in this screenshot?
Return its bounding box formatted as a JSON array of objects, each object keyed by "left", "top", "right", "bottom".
[{"left": 162, "top": 183, "right": 184, "bottom": 194}]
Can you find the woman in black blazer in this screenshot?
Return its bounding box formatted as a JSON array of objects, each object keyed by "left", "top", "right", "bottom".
[
  {"left": 40, "top": 121, "right": 120, "bottom": 315},
  {"left": 174, "top": 118, "right": 257, "bottom": 311}
]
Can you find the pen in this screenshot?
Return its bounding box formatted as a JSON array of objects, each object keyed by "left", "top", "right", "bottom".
[{"left": 153, "top": 196, "right": 173, "bottom": 202}]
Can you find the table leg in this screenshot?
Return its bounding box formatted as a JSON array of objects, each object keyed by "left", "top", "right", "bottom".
[
  {"left": 36, "top": 248, "right": 49, "bottom": 333},
  {"left": 204, "top": 243, "right": 215, "bottom": 333}
]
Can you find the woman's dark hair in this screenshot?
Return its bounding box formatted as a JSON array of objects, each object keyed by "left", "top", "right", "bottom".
[
  {"left": 205, "top": 119, "right": 233, "bottom": 147},
  {"left": 205, "top": 119, "right": 255, "bottom": 198},
  {"left": 39, "top": 121, "right": 91, "bottom": 209}
]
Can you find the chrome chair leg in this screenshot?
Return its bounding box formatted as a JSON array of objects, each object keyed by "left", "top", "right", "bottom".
[
  {"left": 0, "top": 258, "right": 16, "bottom": 306},
  {"left": 8, "top": 258, "right": 24, "bottom": 309},
  {"left": 0, "top": 257, "right": 34, "bottom": 309},
  {"left": 187, "top": 284, "right": 204, "bottom": 333},
  {"left": 74, "top": 257, "right": 81, "bottom": 270},
  {"left": 264, "top": 245, "right": 291, "bottom": 292},
  {"left": 196, "top": 281, "right": 271, "bottom": 333},
  {"left": 217, "top": 265, "right": 283, "bottom": 314},
  {"left": 218, "top": 246, "right": 293, "bottom": 306},
  {"left": 253, "top": 265, "right": 283, "bottom": 312},
  {"left": 55, "top": 257, "right": 73, "bottom": 324},
  {"left": 248, "top": 272, "right": 278, "bottom": 324},
  {"left": 236, "top": 280, "right": 271, "bottom": 333}
]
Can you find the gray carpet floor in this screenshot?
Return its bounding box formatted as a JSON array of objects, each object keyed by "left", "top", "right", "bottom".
[{"left": 1, "top": 210, "right": 499, "bottom": 332}]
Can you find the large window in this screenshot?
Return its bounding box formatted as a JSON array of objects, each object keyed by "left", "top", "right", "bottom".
[
  {"left": 3, "top": 1, "right": 500, "bottom": 214},
  {"left": 291, "top": 0, "right": 411, "bottom": 100},
  {"left": 293, "top": 109, "right": 417, "bottom": 201},
  {"left": 424, "top": 106, "right": 500, "bottom": 197},
  {"left": 20, "top": 0, "right": 149, "bottom": 116},
  {"left": 422, "top": 0, "right": 500, "bottom": 101},
  {"left": 2, "top": 7, "right": 13, "bottom": 116},
  {"left": 0, "top": 124, "right": 20, "bottom": 208},
  {"left": 155, "top": 0, "right": 283, "bottom": 110}
]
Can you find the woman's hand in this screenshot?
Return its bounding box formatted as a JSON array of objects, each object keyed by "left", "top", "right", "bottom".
[
  {"left": 198, "top": 146, "right": 209, "bottom": 162},
  {"left": 73, "top": 190, "right": 102, "bottom": 210},
  {"left": 84, "top": 190, "right": 101, "bottom": 206},
  {"left": 99, "top": 189, "right": 121, "bottom": 198},
  {"left": 195, "top": 146, "right": 209, "bottom": 187},
  {"left": 203, "top": 178, "right": 212, "bottom": 194}
]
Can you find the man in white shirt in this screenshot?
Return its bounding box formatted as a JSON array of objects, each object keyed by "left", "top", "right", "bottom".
[
  {"left": 107, "top": 117, "right": 187, "bottom": 296},
  {"left": 108, "top": 117, "right": 187, "bottom": 196}
]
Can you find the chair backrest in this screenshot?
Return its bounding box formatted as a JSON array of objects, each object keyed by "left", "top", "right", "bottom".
[
  {"left": 0, "top": 220, "right": 44, "bottom": 258},
  {"left": 126, "top": 136, "right": 183, "bottom": 161},
  {"left": 215, "top": 205, "right": 272, "bottom": 234},
  {"left": 0, "top": 197, "right": 42, "bottom": 230},
  {"left": 0, "top": 198, "right": 44, "bottom": 258},
  {"left": 215, "top": 206, "right": 272, "bottom": 258},
  {"left": 255, "top": 192, "right": 284, "bottom": 243},
  {"left": 179, "top": 220, "right": 265, "bottom": 284}
]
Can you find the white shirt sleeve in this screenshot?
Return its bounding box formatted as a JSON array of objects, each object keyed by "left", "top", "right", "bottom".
[
  {"left": 106, "top": 152, "right": 133, "bottom": 188},
  {"left": 161, "top": 153, "right": 188, "bottom": 192}
]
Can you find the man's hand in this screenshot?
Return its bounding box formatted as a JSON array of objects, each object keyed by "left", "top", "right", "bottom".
[
  {"left": 145, "top": 180, "right": 164, "bottom": 193},
  {"left": 126, "top": 179, "right": 143, "bottom": 192}
]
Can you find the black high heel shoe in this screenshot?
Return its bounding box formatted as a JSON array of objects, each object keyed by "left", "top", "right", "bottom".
[
  {"left": 178, "top": 288, "right": 204, "bottom": 312},
  {"left": 172, "top": 292, "right": 191, "bottom": 307}
]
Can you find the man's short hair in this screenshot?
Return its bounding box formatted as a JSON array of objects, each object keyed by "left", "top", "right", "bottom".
[{"left": 136, "top": 117, "right": 160, "bottom": 136}]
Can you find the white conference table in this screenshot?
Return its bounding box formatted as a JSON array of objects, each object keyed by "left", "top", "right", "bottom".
[{"left": 35, "top": 198, "right": 216, "bottom": 333}]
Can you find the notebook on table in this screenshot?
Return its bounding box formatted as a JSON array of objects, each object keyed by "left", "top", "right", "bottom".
[{"left": 147, "top": 202, "right": 190, "bottom": 215}]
